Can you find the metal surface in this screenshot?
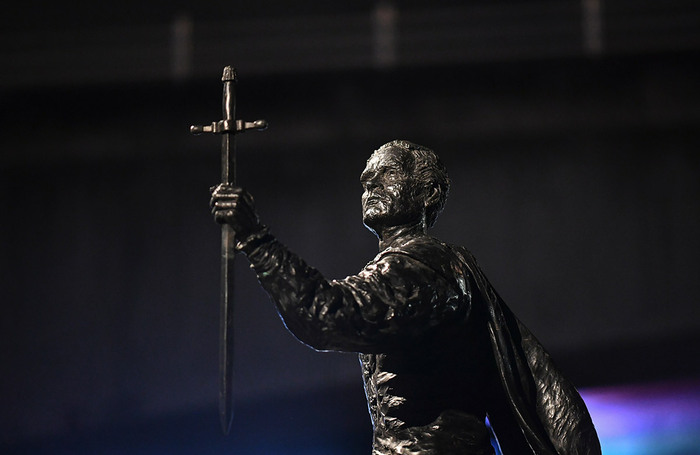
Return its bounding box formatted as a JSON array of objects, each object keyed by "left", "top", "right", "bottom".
[
  {"left": 212, "top": 140, "right": 601, "bottom": 453},
  {"left": 190, "top": 66, "right": 266, "bottom": 434}
]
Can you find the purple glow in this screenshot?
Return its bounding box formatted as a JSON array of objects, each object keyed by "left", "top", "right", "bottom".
[{"left": 581, "top": 379, "right": 700, "bottom": 455}]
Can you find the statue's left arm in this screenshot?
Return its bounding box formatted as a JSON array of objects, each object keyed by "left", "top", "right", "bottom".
[{"left": 210, "top": 184, "right": 467, "bottom": 353}]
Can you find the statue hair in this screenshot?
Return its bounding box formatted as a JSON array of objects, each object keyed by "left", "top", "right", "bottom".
[{"left": 377, "top": 140, "right": 450, "bottom": 227}]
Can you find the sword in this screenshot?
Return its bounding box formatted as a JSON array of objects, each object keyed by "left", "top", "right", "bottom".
[{"left": 190, "top": 66, "right": 267, "bottom": 434}]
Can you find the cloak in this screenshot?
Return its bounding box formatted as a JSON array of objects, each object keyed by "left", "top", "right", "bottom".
[{"left": 449, "top": 245, "right": 601, "bottom": 455}]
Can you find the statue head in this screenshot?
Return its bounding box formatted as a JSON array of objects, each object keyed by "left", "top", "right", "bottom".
[{"left": 361, "top": 140, "right": 450, "bottom": 236}]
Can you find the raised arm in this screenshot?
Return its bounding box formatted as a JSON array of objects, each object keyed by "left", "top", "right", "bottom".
[
  {"left": 243, "top": 236, "right": 469, "bottom": 353},
  {"left": 210, "top": 184, "right": 469, "bottom": 353}
]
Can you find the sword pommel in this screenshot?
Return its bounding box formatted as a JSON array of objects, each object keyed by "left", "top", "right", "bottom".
[{"left": 222, "top": 66, "right": 238, "bottom": 83}]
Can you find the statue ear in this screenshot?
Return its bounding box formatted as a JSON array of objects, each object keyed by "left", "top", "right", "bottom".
[{"left": 424, "top": 184, "right": 440, "bottom": 208}]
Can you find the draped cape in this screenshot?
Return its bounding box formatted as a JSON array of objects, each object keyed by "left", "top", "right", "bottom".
[{"left": 444, "top": 244, "right": 601, "bottom": 455}]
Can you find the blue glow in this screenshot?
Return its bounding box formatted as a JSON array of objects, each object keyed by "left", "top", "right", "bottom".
[{"left": 581, "top": 380, "right": 700, "bottom": 455}]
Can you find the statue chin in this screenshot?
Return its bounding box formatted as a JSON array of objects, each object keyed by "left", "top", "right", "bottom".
[
  {"left": 363, "top": 211, "right": 395, "bottom": 238},
  {"left": 362, "top": 206, "right": 382, "bottom": 225}
]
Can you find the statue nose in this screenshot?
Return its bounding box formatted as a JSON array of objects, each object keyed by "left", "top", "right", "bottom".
[{"left": 365, "top": 179, "right": 382, "bottom": 191}]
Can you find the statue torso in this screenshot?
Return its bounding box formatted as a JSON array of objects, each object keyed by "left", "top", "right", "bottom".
[{"left": 359, "top": 237, "right": 496, "bottom": 455}]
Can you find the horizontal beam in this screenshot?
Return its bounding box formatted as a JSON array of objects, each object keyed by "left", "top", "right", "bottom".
[{"left": 2, "top": 1, "right": 699, "bottom": 89}]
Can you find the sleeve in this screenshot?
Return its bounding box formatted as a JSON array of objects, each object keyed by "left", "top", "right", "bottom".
[{"left": 244, "top": 235, "right": 469, "bottom": 353}]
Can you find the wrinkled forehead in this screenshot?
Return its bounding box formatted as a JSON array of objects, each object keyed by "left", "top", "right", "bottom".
[{"left": 363, "top": 146, "right": 410, "bottom": 174}]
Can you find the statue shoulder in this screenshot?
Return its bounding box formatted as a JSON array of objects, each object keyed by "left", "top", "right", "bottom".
[
  {"left": 374, "top": 236, "right": 475, "bottom": 286},
  {"left": 377, "top": 235, "right": 451, "bottom": 261}
]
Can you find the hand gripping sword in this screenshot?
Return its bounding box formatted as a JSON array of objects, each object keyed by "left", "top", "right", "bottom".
[{"left": 190, "top": 66, "right": 267, "bottom": 435}]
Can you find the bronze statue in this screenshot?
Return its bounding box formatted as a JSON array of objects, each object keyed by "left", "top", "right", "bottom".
[{"left": 210, "top": 140, "right": 601, "bottom": 454}]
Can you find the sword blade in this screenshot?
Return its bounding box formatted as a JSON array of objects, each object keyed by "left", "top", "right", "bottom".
[{"left": 219, "top": 223, "right": 236, "bottom": 434}]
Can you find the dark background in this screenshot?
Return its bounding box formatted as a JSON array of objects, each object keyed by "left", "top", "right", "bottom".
[{"left": 2, "top": 1, "right": 699, "bottom": 453}]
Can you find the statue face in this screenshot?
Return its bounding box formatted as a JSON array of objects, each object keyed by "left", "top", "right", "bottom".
[{"left": 360, "top": 147, "right": 424, "bottom": 233}]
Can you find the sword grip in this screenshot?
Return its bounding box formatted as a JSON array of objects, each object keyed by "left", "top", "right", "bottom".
[{"left": 221, "top": 68, "right": 237, "bottom": 185}]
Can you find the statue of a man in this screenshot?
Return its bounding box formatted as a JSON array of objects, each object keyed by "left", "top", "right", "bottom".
[{"left": 210, "top": 140, "right": 601, "bottom": 454}]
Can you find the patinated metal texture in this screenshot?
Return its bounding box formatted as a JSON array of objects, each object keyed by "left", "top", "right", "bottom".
[
  {"left": 191, "top": 66, "right": 266, "bottom": 434},
  {"left": 210, "top": 140, "right": 601, "bottom": 454}
]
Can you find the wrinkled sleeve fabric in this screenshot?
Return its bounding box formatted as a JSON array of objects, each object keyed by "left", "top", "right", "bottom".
[{"left": 244, "top": 236, "right": 467, "bottom": 353}]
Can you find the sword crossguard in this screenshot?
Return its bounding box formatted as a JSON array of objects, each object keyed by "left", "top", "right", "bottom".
[{"left": 190, "top": 119, "right": 268, "bottom": 135}]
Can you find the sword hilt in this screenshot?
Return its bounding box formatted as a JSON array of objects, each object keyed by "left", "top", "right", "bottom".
[{"left": 189, "top": 119, "right": 268, "bottom": 135}]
